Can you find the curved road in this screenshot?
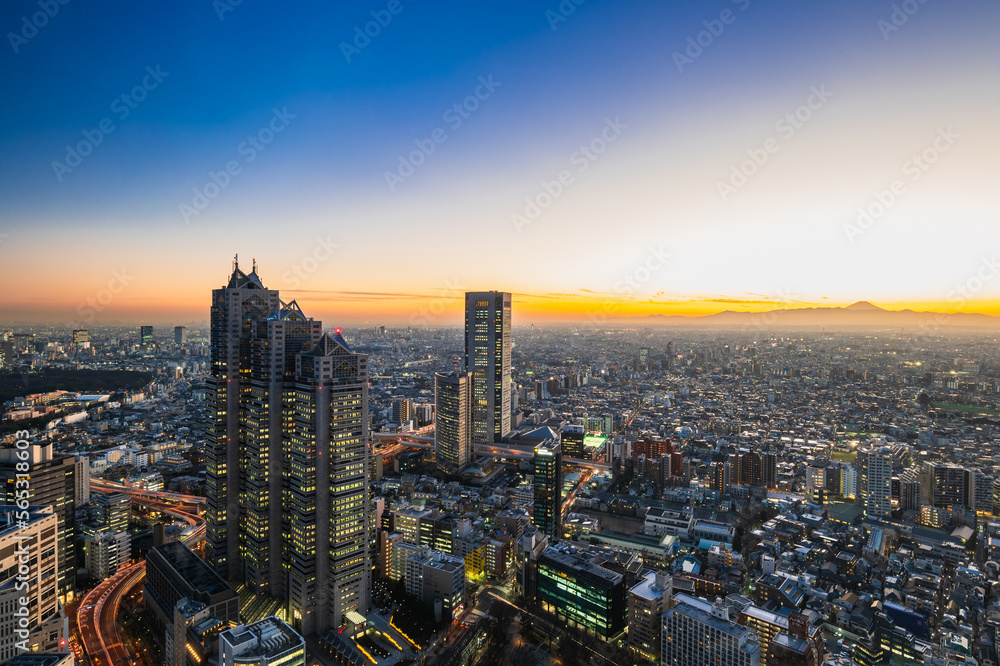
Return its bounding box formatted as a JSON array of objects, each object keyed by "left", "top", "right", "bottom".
[
  {"left": 78, "top": 562, "right": 146, "bottom": 666},
  {"left": 78, "top": 488, "right": 206, "bottom": 664}
]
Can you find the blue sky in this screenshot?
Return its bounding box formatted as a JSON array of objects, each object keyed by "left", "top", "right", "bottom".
[{"left": 1, "top": 0, "right": 999, "bottom": 324}]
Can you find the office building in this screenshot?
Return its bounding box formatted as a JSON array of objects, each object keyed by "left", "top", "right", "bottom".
[
  {"left": 72, "top": 329, "right": 89, "bottom": 346},
  {"left": 560, "top": 424, "right": 585, "bottom": 460},
  {"left": 464, "top": 291, "right": 512, "bottom": 444},
  {"left": 84, "top": 530, "right": 131, "bottom": 581},
  {"left": 165, "top": 598, "right": 229, "bottom": 666},
  {"left": 219, "top": 617, "right": 306, "bottom": 666},
  {"left": 145, "top": 541, "right": 240, "bottom": 655},
  {"left": 174, "top": 326, "right": 187, "bottom": 344},
  {"left": 140, "top": 325, "right": 154, "bottom": 346},
  {"left": 536, "top": 544, "right": 626, "bottom": 639},
  {"left": 434, "top": 372, "right": 473, "bottom": 475},
  {"left": 391, "top": 398, "right": 413, "bottom": 426},
  {"left": 286, "top": 333, "right": 371, "bottom": 634},
  {"left": 241, "top": 298, "right": 321, "bottom": 597},
  {"left": 628, "top": 570, "right": 672, "bottom": 661},
  {"left": 0, "top": 444, "right": 78, "bottom": 598},
  {"left": 0, "top": 506, "right": 66, "bottom": 660},
  {"left": 92, "top": 492, "right": 130, "bottom": 533},
  {"left": 405, "top": 548, "right": 466, "bottom": 620},
  {"left": 516, "top": 528, "right": 548, "bottom": 603},
  {"left": 532, "top": 439, "right": 562, "bottom": 539},
  {"left": 205, "top": 260, "right": 371, "bottom": 636},
  {"left": 206, "top": 258, "right": 281, "bottom": 579},
  {"left": 661, "top": 594, "right": 760, "bottom": 666}
]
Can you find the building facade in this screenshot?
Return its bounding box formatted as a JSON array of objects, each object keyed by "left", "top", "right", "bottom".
[
  {"left": 434, "top": 372, "right": 473, "bottom": 475},
  {"left": 532, "top": 440, "right": 562, "bottom": 539},
  {"left": 464, "top": 291, "right": 511, "bottom": 444},
  {"left": 204, "top": 261, "right": 371, "bottom": 636},
  {"left": 661, "top": 595, "right": 760, "bottom": 666}
]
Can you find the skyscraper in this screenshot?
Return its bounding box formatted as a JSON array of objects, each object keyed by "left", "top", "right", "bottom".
[
  {"left": 464, "top": 291, "right": 512, "bottom": 444},
  {"left": 435, "top": 371, "right": 472, "bottom": 475},
  {"left": 174, "top": 325, "right": 187, "bottom": 344},
  {"left": 532, "top": 439, "right": 562, "bottom": 539},
  {"left": 286, "top": 333, "right": 371, "bottom": 634},
  {"left": 242, "top": 299, "right": 321, "bottom": 597},
  {"left": 206, "top": 258, "right": 280, "bottom": 580},
  {"left": 859, "top": 447, "right": 892, "bottom": 519},
  {"left": 140, "top": 325, "right": 154, "bottom": 346},
  {"left": 205, "top": 259, "right": 370, "bottom": 636}
]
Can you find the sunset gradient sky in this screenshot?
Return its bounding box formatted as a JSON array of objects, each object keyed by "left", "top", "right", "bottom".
[{"left": 1, "top": 0, "right": 999, "bottom": 327}]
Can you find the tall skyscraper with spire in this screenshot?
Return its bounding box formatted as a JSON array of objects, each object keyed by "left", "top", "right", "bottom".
[
  {"left": 464, "top": 291, "right": 512, "bottom": 444},
  {"left": 206, "top": 257, "right": 371, "bottom": 635}
]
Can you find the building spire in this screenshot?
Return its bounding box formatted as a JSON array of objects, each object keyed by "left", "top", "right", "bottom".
[{"left": 252, "top": 257, "right": 257, "bottom": 274}]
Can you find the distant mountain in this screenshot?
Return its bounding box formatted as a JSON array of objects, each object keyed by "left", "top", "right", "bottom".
[
  {"left": 621, "top": 302, "right": 1000, "bottom": 329},
  {"left": 844, "top": 300, "right": 884, "bottom": 311}
]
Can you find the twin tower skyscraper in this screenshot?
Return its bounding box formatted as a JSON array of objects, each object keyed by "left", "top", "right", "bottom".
[
  {"left": 205, "top": 259, "right": 370, "bottom": 637},
  {"left": 205, "top": 259, "right": 512, "bottom": 636},
  {"left": 435, "top": 291, "right": 512, "bottom": 475}
]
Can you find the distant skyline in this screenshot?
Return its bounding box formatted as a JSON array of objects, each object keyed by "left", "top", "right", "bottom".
[{"left": 2, "top": 1, "right": 999, "bottom": 325}]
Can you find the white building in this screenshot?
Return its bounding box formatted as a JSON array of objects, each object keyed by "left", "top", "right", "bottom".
[
  {"left": 0, "top": 506, "right": 67, "bottom": 660},
  {"left": 661, "top": 594, "right": 760, "bottom": 666},
  {"left": 85, "top": 531, "right": 131, "bottom": 581},
  {"left": 219, "top": 617, "right": 305, "bottom": 666}
]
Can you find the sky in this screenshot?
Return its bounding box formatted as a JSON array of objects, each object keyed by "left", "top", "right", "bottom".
[{"left": 1, "top": 0, "right": 998, "bottom": 327}]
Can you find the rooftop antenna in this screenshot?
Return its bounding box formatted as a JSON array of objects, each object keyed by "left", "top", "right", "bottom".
[
  {"left": 252, "top": 257, "right": 257, "bottom": 273},
  {"left": 233, "top": 253, "right": 239, "bottom": 271}
]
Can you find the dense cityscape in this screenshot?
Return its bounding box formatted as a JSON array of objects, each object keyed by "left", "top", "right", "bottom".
[
  {"left": 0, "top": 260, "right": 999, "bottom": 665},
  {"left": 3, "top": 2, "right": 998, "bottom": 665}
]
